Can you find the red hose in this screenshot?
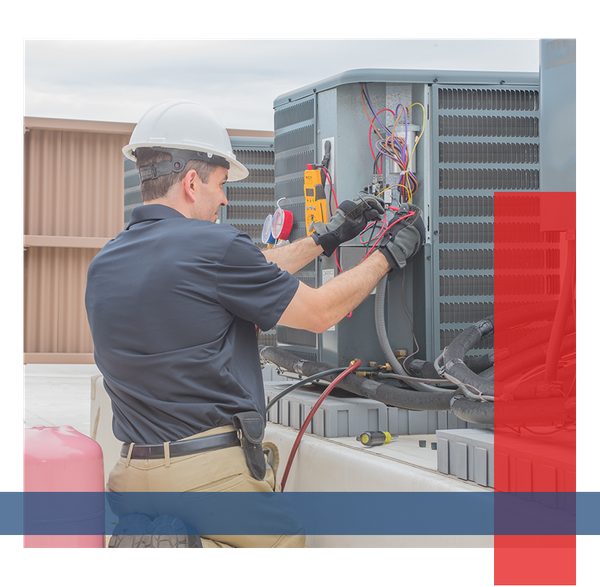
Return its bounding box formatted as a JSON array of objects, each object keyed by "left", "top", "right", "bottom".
[{"left": 279, "top": 360, "right": 362, "bottom": 491}]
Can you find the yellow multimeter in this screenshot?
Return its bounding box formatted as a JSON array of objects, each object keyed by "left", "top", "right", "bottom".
[{"left": 304, "top": 165, "right": 328, "bottom": 236}]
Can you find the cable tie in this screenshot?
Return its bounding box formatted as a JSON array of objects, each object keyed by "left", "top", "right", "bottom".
[
  {"left": 474, "top": 319, "right": 494, "bottom": 338},
  {"left": 292, "top": 360, "right": 306, "bottom": 375},
  {"left": 444, "top": 358, "right": 465, "bottom": 371}
]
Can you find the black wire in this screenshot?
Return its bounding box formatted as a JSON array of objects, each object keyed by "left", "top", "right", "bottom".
[
  {"left": 314, "top": 164, "right": 336, "bottom": 217},
  {"left": 265, "top": 368, "right": 346, "bottom": 413},
  {"left": 373, "top": 152, "right": 382, "bottom": 176},
  {"left": 364, "top": 220, "right": 380, "bottom": 248}
]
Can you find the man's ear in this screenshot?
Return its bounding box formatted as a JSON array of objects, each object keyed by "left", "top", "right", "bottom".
[{"left": 182, "top": 169, "right": 198, "bottom": 203}]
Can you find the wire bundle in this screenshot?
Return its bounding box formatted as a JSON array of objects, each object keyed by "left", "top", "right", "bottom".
[{"left": 360, "top": 84, "right": 425, "bottom": 204}]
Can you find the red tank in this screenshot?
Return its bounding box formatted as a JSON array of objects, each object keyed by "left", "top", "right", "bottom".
[{"left": 24, "top": 425, "right": 105, "bottom": 547}]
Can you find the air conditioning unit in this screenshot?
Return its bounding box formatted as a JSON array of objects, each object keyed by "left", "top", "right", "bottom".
[{"left": 273, "top": 68, "right": 543, "bottom": 367}]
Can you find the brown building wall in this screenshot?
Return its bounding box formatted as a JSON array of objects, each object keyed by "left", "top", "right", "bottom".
[
  {"left": 23, "top": 116, "right": 274, "bottom": 364},
  {"left": 24, "top": 117, "right": 135, "bottom": 363}
]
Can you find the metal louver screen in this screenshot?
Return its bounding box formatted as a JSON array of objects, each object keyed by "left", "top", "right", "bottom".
[
  {"left": 432, "top": 84, "right": 542, "bottom": 356},
  {"left": 274, "top": 96, "right": 316, "bottom": 243},
  {"left": 274, "top": 96, "right": 318, "bottom": 356},
  {"left": 221, "top": 145, "right": 275, "bottom": 244}
]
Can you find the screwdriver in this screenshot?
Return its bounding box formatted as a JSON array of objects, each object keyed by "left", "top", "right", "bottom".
[{"left": 357, "top": 430, "right": 392, "bottom": 447}]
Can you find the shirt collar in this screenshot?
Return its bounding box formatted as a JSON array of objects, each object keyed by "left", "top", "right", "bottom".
[{"left": 127, "top": 204, "right": 187, "bottom": 229}]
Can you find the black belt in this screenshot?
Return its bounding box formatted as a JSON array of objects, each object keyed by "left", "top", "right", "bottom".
[{"left": 121, "top": 431, "right": 240, "bottom": 460}]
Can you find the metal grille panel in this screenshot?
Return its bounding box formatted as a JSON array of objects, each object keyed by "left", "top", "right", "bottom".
[
  {"left": 432, "top": 83, "right": 541, "bottom": 356},
  {"left": 439, "top": 142, "right": 539, "bottom": 164},
  {"left": 274, "top": 97, "right": 317, "bottom": 356},
  {"left": 437, "top": 88, "right": 539, "bottom": 111}
]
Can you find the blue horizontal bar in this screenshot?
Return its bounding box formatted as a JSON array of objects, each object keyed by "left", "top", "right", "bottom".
[
  {"left": 0, "top": 492, "right": 596, "bottom": 536},
  {"left": 1, "top": 493, "right": 23, "bottom": 535}
]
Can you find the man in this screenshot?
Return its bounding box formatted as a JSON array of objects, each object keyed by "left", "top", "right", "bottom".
[{"left": 85, "top": 99, "right": 424, "bottom": 548}]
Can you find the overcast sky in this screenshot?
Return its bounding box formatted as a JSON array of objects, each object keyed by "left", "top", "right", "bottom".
[{"left": 24, "top": 39, "right": 540, "bottom": 131}]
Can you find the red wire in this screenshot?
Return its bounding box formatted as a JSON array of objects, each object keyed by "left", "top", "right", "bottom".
[
  {"left": 334, "top": 248, "right": 343, "bottom": 272},
  {"left": 368, "top": 123, "right": 379, "bottom": 173},
  {"left": 279, "top": 360, "right": 362, "bottom": 491}
]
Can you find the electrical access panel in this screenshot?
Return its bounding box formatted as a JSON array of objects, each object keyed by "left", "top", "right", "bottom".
[{"left": 272, "top": 68, "right": 542, "bottom": 368}]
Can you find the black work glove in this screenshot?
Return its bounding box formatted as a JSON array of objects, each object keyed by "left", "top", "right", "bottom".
[
  {"left": 377, "top": 204, "right": 426, "bottom": 270},
  {"left": 311, "top": 195, "right": 385, "bottom": 257}
]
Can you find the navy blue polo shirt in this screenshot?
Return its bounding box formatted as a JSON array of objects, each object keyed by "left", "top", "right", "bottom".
[{"left": 85, "top": 204, "right": 299, "bottom": 444}]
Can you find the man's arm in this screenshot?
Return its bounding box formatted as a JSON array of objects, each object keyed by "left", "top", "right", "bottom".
[
  {"left": 275, "top": 204, "right": 426, "bottom": 334},
  {"left": 262, "top": 237, "right": 323, "bottom": 275},
  {"left": 278, "top": 250, "right": 391, "bottom": 333},
  {"left": 261, "top": 195, "right": 384, "bottom": 275}
]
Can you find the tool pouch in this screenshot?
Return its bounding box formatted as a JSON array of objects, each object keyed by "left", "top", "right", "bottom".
[{"left": 232, "top": 411, "right": 266, "bottom": 481}]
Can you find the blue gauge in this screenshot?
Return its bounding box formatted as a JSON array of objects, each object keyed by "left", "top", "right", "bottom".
[{"left": 262, "top": 214, "right": 276, "bottom": 244}]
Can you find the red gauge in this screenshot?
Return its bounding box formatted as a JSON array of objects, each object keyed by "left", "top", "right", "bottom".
[{"left": 272, "top": 207, "right": 293, "bottom": 240}]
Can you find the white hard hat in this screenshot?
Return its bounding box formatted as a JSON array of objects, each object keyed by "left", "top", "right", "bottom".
[{"left": 123, "top": 99, "right": 249, "bottom": 182}]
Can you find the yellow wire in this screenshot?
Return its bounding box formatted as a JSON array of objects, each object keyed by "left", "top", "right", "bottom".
[
  {"left": 375, "top": 184, "right": 405, "bottom": 199},
  {"left": 376, "top": 182, "right": 414, "bottom": 204},
  {"left": 405, "top": 102, "right": 426, "bottom": 178}
]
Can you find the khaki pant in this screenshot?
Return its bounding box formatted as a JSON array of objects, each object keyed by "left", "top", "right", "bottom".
[{"left": 107, "top": 425, "right": 306, "bottom": 548}]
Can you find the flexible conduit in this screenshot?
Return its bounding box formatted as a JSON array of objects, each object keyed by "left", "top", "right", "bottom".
[
  {"left": 374, "top": 274, "right": 446, "bottom": 393},
  {"left": 259, "top": 346, "right": 455, "bottom": 412}
]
